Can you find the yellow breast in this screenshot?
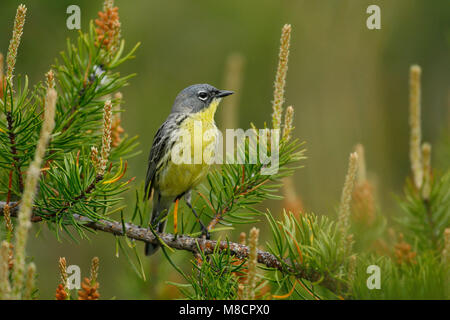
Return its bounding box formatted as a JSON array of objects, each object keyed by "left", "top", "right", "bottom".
[{"left": 158, "top": 99, "right": 220, "bottom": 197}]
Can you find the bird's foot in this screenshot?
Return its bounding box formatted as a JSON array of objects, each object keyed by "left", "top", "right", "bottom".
[{"left": 201, "top": 226, "right": 211, "bottom": 240}]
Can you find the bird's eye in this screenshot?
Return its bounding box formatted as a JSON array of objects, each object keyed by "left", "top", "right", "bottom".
[{"left": 198, "top": 91, "right": 208, "bottom": 101}]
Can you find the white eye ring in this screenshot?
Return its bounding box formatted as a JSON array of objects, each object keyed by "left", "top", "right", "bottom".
[{"left": 198, "top": 91, "right": 208, "bottom": 101}]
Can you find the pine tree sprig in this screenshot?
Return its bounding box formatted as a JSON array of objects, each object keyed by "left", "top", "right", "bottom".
[
  {"left": 409, "top": 65, "right": 423, "bottom": 189},
  {"left": 6, "top": 4, "right": 27, "bottom": 86},
  {"left": 11, "top": 87, "right": 56, "bottom": 299},
  {"left": 337, "top": 152, "right": 358, "bottom": 257},
  {"left": 265, "top": 211, "right": 348, "bottom": 296},
  {"left": 272, "top": 24, "right": 291, "bottom": 129}
]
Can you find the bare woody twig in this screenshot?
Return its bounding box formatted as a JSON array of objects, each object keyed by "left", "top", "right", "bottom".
[{"left": 0, "top": 200, "right": 341, "bottom": 293}]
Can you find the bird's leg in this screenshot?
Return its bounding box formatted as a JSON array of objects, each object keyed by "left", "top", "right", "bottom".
[
  {"left": 173, "top": 198, "right": 179, "bottom": 236},
  {"left": 185, "top": 191, "right": 210, "bottom": 239}
]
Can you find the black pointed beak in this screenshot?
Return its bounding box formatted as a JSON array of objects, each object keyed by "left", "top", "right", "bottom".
[{"left": 216, "top": 90, "right": 234, "bottom": 98}]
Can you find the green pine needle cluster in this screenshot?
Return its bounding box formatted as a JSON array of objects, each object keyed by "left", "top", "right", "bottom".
[
  {"left": 169, "top": 242, "right": 245, "bottom": 300},
  {"left": 265, "top": 211, "right": 348, "bottom": 297},
  {"left": 398, "top": 172, "right": 450, "bottom": 251}
]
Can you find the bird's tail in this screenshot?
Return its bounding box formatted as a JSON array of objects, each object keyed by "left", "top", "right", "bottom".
[{"left": 145, "top": 194, "right": 171, "bottom": 256}]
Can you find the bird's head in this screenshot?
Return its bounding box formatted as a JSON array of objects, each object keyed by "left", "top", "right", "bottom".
[{"left": 171, "top": 84, "right": 234, "bottom": 114}]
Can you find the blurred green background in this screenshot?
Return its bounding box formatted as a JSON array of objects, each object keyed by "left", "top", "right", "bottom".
[{"left": 0, "top": 0, "right": 448, "bottom": 299}]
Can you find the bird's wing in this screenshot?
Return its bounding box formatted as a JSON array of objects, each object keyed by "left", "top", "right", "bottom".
[
  {"left": 145, "top": 123, "right": 166, "bottom": 198},
  {"left": 145, "top": 113, "right": 188, "bottom": 198}
]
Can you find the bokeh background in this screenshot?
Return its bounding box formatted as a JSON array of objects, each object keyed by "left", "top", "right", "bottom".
[{"left": 0, "top": 0, "right": 448, "bottom": 299}]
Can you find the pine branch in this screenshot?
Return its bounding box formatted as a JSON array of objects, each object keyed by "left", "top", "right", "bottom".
[
  {"left": 206, "top": 176, "right": 269, "bottom": 231},
  {"left": 0, "top": 200, "right": 341, "bottom": 294}
]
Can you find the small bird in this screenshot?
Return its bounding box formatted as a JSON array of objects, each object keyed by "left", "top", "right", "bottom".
[{"left": 145, "top": 84, "right": 233, "bottom": 255}]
